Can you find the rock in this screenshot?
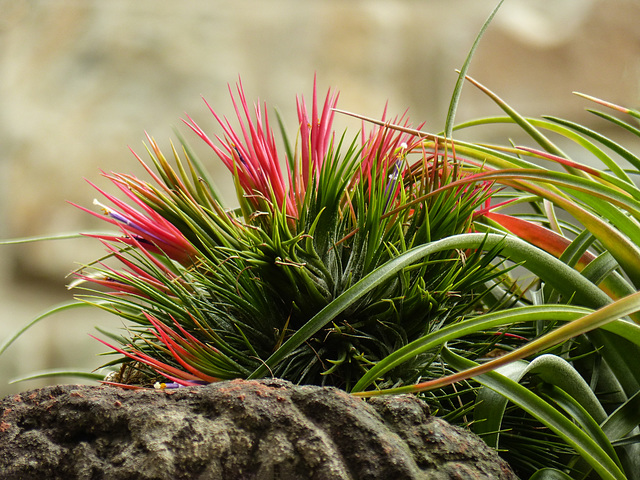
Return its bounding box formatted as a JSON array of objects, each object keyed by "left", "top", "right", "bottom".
[{"left": 0, "top": 378, "right": 516, "bottom": 480}]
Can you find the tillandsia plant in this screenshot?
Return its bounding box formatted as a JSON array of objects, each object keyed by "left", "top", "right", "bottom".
[
  {"left": 3, "top": 2, "right": 640, "bottom": 479},
  {"left": 67, "top": 78, "right": 510, "bottom": 393}
]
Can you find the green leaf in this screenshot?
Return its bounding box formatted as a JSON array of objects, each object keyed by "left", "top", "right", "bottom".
[
  {"left": 455, "top": 115, "right": 635, "bottom": 185},
  {"left": 459, "top": 167, "right": 640, "bottom": 288},
  {"left": 474, "top": 354, "right": 609, "bottom": 451},
  {"left": 539, "top": 384, "right": 621, "bottom": 470},
  {"left": 444, "top": 0, "right": 504, "bottom": 138},
  {"left": 444, "top": 347, "right": 627, "bottom": 480},
  {"left": 0, "top": 232, "right": 115, "bottom": 244},
  {"left": 274, "top": 107, "right": 295, "bottom": 173},
  {"left": 602, "top": 389, "right": 640, "bottom": 442},
  {"left": 529, "top": 468, "right": 574, "bottom": 480},
  {"left": 587, "top": 330, "right": 640, "bottom": 400},
  {"left": 0, "top": 301, "right": 94, "bottom": 356},
  {"left": 587, "top": 109, "right": 640, "bottom": 139},
  {"left": 10, "top": 370, "right": 107, "bottom": 383},
  {"left": 173, "top": 128, "right": 222, "bottom": 204}
]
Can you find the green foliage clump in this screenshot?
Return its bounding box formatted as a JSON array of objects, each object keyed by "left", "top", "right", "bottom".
[{"left": 76, "top": 82, "right": 506, "bottom": 393}]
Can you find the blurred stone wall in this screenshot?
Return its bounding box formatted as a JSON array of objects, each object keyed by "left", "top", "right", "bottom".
[{"left": 1, "top": 0, "right": 639, "bottom": 396}]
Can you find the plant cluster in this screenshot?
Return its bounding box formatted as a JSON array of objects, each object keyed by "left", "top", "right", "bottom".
[
  {"left": 71, "top": 80, "right": 506, "bottom": 393},
  {"left": 46, "top": 78, "right": 639, "bottom": 480}
]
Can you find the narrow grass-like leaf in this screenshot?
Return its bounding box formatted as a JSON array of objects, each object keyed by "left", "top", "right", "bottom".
[
  {"left": 444, "top": 0, "right": 505, "bottom": 138},
  {"left": 444, "top": 347, "right": 627, "bottom": 480},
  {"left": 10, "top": 370, "right": 107, "bottom": 383},
  {"left": 587, "top": 330, "right": 640, "bottom": 400},
  {"left": 0, "top": 301, "right": 96, "bottom": 356},
  {"left": 454, "top": 116, "right": 635, "bottom": 185},
  {"left": 573, "top": 92, "right": 640, "bottom": 122},
  {"left": 173, "top": 128, "right": 223, "bottom": 204},
  {"left": 544, "top": 115, "right": 640, "bottom": 172},
  {"left": 586, "top": 109, "right": 640, "bottom": 139},
  {"left": 0, "top": 232, "right": 115, "bottom": 245}
]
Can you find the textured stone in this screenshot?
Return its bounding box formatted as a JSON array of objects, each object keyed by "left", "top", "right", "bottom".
[{"left": 0, "top": 379, "right": 517, "bottom": 480}]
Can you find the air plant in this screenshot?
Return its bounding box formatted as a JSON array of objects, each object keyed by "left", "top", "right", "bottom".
[
  {"left": 47, "top": 75, "right": 637, "bottom": 479},
  {"left": 65, "top": 78, "right": 508, "bottom": 394}
]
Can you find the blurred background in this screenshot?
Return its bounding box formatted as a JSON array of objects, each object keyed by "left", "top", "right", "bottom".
[{"left": 1, "top": 0, "right": 639, "bottom": 397}]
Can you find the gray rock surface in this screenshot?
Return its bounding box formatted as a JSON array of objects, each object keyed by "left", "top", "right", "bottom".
[{"left": 0, "top": 378, "right": 516, "bottom": 480}]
